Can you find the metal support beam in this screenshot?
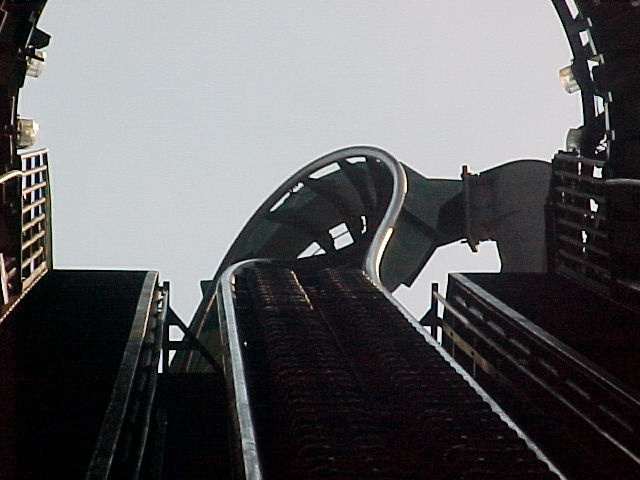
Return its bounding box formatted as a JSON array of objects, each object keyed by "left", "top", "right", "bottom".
[{"left": 163, "top": 307, "right": 222, "bottom": 374}]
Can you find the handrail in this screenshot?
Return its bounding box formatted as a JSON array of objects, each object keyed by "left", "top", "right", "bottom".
[
  {"left": 218, "top": 261, "right": 266, "bottom": 480},
  {"left": 198, "top": 147, "right": 405, "bottom": 476},
  {"left": 86, "top": 272, "right": 166, "bottom": 480},
  {"left": 434, "top": 273, "right": 640, "bottom": 467},
  {"left": 0, "top": 165, "right": 49, "bottom": 187},
  {"left": 180, "top": 146, "right": 402, "bottom": 372},
  {"left": 0, "top": 170, "right": 26, "bottom": 185}
]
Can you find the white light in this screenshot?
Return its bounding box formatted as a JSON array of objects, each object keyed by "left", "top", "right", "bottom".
[
  {"left": 17, "top": 118, "right": 39, "bottom": 148},
  {"left": 559, "top": 65, "right": 580, "bottom": 94},
  {"left": 26, "top": 50, "right": 46, "bottom": 78}
]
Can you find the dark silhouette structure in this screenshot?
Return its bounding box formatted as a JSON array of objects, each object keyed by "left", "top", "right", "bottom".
[{"left": 1, "top": 1, "right": 640, "bottom": 478}]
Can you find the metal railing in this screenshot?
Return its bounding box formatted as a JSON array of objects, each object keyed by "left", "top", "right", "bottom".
[
  {"left": 20, "top": 148, "right": 52, "bottom": 289},
  {"left": 549, "top": 152, "right": 609, "bottom": 295},
  {"left": 433, "top": 273, "right": 640, "bottom": 471},
  {"left": 0, "top": 148, "right": 52, "bottom": 317},
  {"left": 86, "top": 274, "right": 168, "bottom": 480}
]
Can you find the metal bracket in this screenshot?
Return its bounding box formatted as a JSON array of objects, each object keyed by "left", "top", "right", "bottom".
[{"left": 163, "top": 307, "right": 222, "bottom": 373}]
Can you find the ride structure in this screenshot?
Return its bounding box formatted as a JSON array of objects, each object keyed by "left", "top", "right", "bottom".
[{"left": 1, "top": 1, "right": 640, "bottom": 479}]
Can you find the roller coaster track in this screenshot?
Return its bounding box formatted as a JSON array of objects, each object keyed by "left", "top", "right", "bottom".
[
  {"left": 2, "top": 1, "right": 640, "bottom": 478},
  {"left": 178, "top": 2, "right": 640, "bottom": 478}
]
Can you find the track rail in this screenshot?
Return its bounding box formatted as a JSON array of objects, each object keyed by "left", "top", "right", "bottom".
[{"left": 219, "top": 263, "right": 563, "bottom": 479}]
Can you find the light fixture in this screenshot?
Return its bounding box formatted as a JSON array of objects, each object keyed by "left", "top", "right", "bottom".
[
  {"left": 26, "top": 50, "right": 46, "bottom": 78},
  {"left": 16, "top": 118, "right": 39, "bottom": 148},
  {"left": 559, "top": 65, "right": 580, "bottom": 94}
]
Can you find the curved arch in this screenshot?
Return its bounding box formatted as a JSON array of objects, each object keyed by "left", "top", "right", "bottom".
[
  {"left": 552, "top": 1, "right": 640, "bottom": 176},
  {"left": 211, "top": 146, "right": 404, "bottom": 282},
  {"left": 186, "top": 146, "right": 408, "bottom": 366}
]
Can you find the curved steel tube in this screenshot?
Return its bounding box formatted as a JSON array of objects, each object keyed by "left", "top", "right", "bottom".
[
  {"left": 206, "top": 148, "right": 407, "bottom": 477},
  {"left": 213, "top": 146, "right": 402, "bottom": 286},
  {"left": 183, "top": 146, "right": 406, "bottom": 371}
]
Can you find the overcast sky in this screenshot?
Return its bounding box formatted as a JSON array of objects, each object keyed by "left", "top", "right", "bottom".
[{"left": 21, "top": 1, "right": 580, "bottom": 320}]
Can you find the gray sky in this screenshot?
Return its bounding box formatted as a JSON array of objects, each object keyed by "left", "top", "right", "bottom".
[{"left": 22, "top": 1, "right": 580, "bottom": 320}]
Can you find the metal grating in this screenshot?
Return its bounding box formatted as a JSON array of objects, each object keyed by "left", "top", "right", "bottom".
[
  {"left": 550, "top": 152, "right": 609, "bottom": 294},
  {"left": 221, "top": 264, "right": 561, "bottom": 479},
  {"left": 20, "top": 148, "right": 51, "bottom": 290},
  {"left": 0, "top": 148, "right": 52, "bottom": 318}
]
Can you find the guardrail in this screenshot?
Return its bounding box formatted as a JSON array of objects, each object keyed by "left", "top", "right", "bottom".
[
  {"left": 0, "top": 148, "right": 52, "bottom": 316},
  {"left": 86, "top": 274, "right": 168, "bottom": 480},
  {"left": 433, "top": 273, "right": 640, "bottom": 475}
]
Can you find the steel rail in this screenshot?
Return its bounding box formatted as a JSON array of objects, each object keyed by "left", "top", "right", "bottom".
[
  {"left": 435, "top": 273, "right": 640, "bottom": 467},
  {"left": 214, "top": 146, "right": 565, "bottom": 478},
  {"left": 86, "top": 271, "right": 160, "bottom": 480},
  {"left": 183, "top": 146, "right": 400, "bottom": 372},
  {"left": 22, "top": 213, "right": 46, "bottom": 232},
  {"left": 210, "top": 146, "right": 405, "bottom": 478},
  {"left": 218, "top": 261, "right": 267, "bottom": 480}
]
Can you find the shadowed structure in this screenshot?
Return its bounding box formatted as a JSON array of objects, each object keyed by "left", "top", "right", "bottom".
[{"left": 1, "top": 1, "right": 640, "bottom": 478}]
